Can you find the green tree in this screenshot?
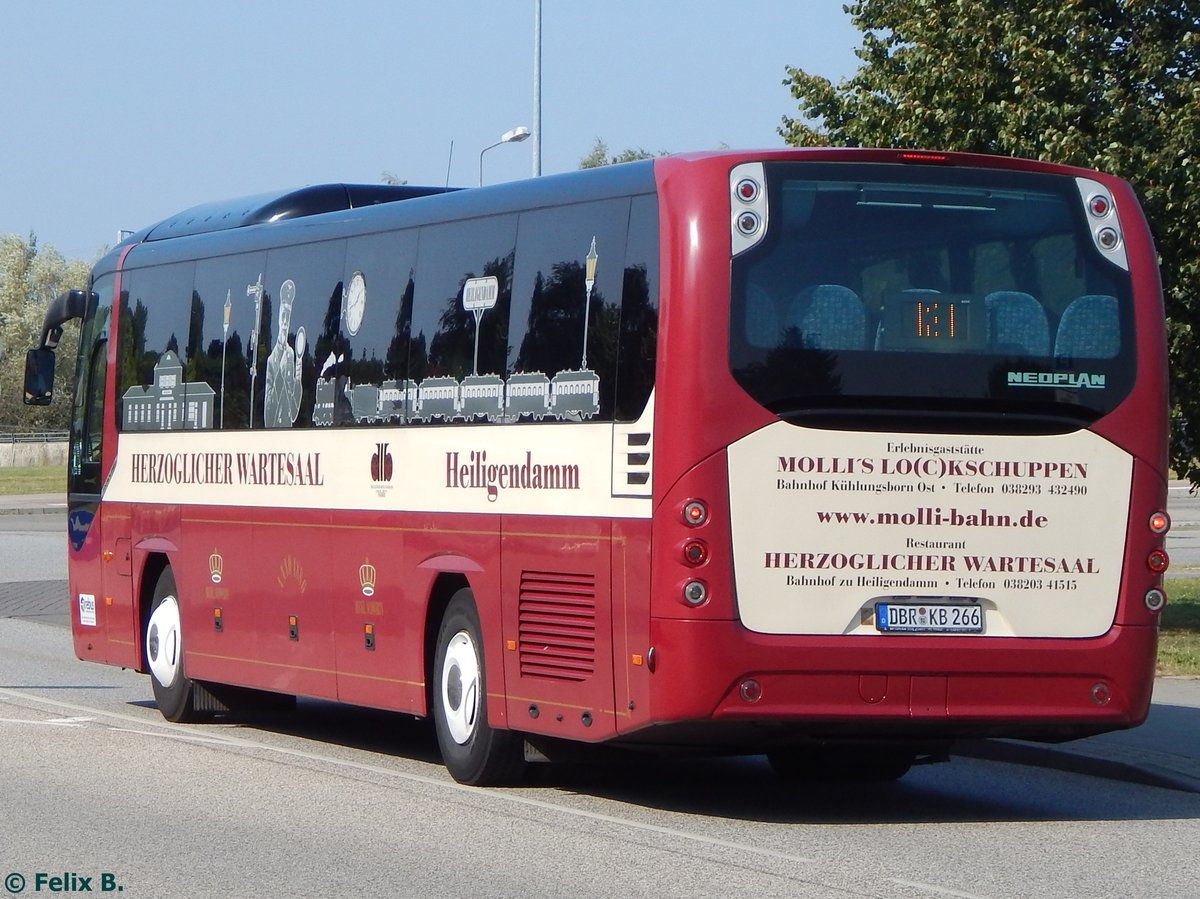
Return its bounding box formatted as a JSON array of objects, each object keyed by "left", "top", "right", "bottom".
[
  {"left": 0, "top": 235, "right": 90, "bottom": 431},
  {"left": 781, "top": 0, "right": 1200, "bottom": 481},
  {"left": 579, "top": 138, "right": 664, "bottom": 169}
]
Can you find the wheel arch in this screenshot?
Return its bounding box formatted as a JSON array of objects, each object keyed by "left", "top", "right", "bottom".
[
  {"left": 423, "top": 572, "right": 470, "bottom": 715},
  {"left": 135, "top": 551, "right": 172, "bottom": 673}
]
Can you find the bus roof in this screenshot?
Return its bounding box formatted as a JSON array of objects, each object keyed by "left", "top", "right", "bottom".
[
  {"left": 105, "top": 148, "right": 1122, "bottom": 273},
  {"left": 110, "top": 160, "right": 659, "bottom": 271},
  {"left": 143, "top": 184, "right": 459, "bottom": 242}
]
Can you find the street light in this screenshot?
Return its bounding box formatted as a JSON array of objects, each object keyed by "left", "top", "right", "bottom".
[
  {"left": 479, "top": 126, "right": 531, "bottom": 186},
  {"left": 533, "top": 0, "right": 542, "bottom": 176}
]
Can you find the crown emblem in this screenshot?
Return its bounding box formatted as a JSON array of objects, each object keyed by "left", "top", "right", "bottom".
[
  {"left": 359, "top": 558, "right": 377, "bottom": 597},
  {"left": 209, "top": 550, "right": 224, "bottom": 584}
]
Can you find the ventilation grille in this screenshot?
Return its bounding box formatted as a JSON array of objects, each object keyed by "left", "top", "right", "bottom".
[
  {"left": 519, "top": 571, "right": 597, "bottom": 682},
  {"left": 611, "top": 427, "right": 653, "bottom": 497}
]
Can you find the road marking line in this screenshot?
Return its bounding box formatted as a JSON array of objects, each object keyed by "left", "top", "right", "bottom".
[
  {"left": 0, "top": 715, "right": 92, "bottom": 727},
  {"left": 0, "top": 685, "right": 816, "bottom": 868},
  {"left": 109, "top": 726, "right": 249, "bottom": 748},
  {"left": 2, "top": 685, "right": 1014, "bottom": 897},
  {"left": 890, "top": 879, "right": 993, "bottom": 899}
]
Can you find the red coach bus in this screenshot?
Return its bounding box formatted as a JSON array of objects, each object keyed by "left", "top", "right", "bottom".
[{"left": 26, "top": 149, "right": 1169, "bottom": 784}]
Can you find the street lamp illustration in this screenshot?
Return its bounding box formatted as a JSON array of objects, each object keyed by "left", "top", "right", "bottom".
[
  {"left": 220, "top": 289, "right": 231, "bottom": 428},
  {"left": 582, "top": 237, "right": 597, "bottom": 368},
  {"left": 479, "top": 126, "right": 531, "bottom": 186}
]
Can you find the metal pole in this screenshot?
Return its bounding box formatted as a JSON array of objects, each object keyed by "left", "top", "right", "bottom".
[{"left": 533, "top": 0, "right": 542, "bottom": 176}]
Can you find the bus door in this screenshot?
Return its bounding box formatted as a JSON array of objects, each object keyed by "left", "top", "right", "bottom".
[{"left": 69, "top": 280, "right": 136, "bottom": 665}]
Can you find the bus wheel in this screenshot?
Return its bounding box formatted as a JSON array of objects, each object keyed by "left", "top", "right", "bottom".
[
  {"left": 432, "top": 589, "right": 525, "bottom": 785},
  {"left": 145, "top": 568, "right": 200, "bottom": 723}
]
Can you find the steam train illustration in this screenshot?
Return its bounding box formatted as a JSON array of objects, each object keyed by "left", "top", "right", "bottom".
[{"left": 313, "top": 369, "right": 600, "bottom": 426}]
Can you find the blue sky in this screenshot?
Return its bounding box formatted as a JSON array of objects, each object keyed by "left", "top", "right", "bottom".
[{"left": 0, "top": 2, "right": 859, "bottom": 263}]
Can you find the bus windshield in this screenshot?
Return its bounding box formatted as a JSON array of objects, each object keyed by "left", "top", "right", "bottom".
[{"left": 729, "top": 162, "right": 1135, "bottom": 427}]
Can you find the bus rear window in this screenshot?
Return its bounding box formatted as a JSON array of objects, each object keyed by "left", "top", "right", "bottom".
[{"left": 729, "top": 163, "right": 1135, "bottom": 426}]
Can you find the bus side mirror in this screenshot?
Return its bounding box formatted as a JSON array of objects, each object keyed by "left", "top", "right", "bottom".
[{"left": 23, "top": 347, "right": 56, "bottom": 406}]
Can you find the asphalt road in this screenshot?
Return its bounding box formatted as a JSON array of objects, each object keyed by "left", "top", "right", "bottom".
[
  {"left": 2, "top": 622, "right": 1200, "bottom": 898},
  {"left": 2, "top": 505, "right": 1200, "bottom": 897},
  {"left": 1167, "top": 480, "right": 1200, "bottom": 576},
  {"left": 0, "top": 510, "right": 67, "bottom": 627}
]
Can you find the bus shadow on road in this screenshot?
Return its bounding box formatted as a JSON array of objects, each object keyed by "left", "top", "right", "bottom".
[
  {"left": 129, "top": 694, "right": 1200, "bottom": 826},
  {"left": 517, "top": 747, "right": 1200, "bottom": 826},
  {"left": 130, "top": 695, "right": 444, "bottom": 767},
  {"left": 238, "top": 698, "right": 444, "bottom": 766}
]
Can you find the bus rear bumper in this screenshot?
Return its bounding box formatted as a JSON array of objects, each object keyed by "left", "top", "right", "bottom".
[{"left": 636, "top": 618, "right": 1157, "bottom": 746}]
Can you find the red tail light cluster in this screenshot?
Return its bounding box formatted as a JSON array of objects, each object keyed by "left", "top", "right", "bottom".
[
  {"left": 730, "top": 162, "right": 769, "bottom": 257},
  {"left": 680, "top": 499, "right": 710, "bottom": 607},
  {"left": 1078, "top": 179, "right": 1127, "bottom": 269},
  {"left": 1145, "top": 509, "right": 1170, "bottom": 613}
]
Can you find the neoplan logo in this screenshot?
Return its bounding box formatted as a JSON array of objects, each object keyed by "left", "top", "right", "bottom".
[{"left": 1007, "top": 371, "right": 1106, "bottom": 389}]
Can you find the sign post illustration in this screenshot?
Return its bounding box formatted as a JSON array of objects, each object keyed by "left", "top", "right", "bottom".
[
  {"left": 220, "top": 289, "right": 231, "bottom": 428},
  {"left": 463, "top": 275, "right": 499, "bottom": 375}
]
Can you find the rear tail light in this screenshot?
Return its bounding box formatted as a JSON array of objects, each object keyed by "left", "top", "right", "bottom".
[
  {"left": 1147, "top": 549, "right": 1169, "bottom": 573},
  {"left": 682, "top": 500, "right": 708, "bottom": 527},
  {"left": 682, "top": 580, "right": 709, "bottom": 606},
  {"left": 736, "top": 210, "right": 761, "bottom": 236},
  {"left": 735, "top": 178, "right": 760, "bottom": 202},
  {"left": 1149, "top": 511, "right": 1170, "bottom": 534},
  {"left": 1096, "top": 226, "right": 1121, "bottom": 251},
  {"left": 682, "top": 538, "right": 709, "bottom": 566},
  {"left": 1144, "top": 588, "right": 1166, "bottom": 613}
]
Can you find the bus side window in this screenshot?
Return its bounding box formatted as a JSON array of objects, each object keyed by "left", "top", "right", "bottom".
[
  {"left": 84, "top": 342, "right": 107, "bottom": 462},
  {"left": 72, "top": 337, "right": 107, "bottom": 494},
  {"left": 614, "top": 193, "right": 659, "bottom": 423}
]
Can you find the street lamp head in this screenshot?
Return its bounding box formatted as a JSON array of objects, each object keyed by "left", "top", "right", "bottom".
[{"left": 480, "top": 126, "right": 533, "bottom": 186}]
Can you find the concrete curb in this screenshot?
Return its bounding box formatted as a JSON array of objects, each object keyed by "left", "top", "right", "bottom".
[
  {"left": 0, "top": 494, "right": 66, "bottom": 516},
  {"left": 0, "top": 505, "right": 66, "bottom": 516}
]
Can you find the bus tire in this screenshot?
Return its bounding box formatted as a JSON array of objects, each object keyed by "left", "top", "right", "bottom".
[
  {"left": 145, "top": 567, "right": 201, "bottom": 723},
  {"left": 432, "top": 589, "right": 525, "bottom": 785}
]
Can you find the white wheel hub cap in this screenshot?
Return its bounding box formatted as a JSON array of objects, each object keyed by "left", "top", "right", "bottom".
[
  {"left": 147, "top": 595, "right": 182, "bottom": 688},
  {"left": 441, "top": 630, "right": 480, "bottom": 745}
]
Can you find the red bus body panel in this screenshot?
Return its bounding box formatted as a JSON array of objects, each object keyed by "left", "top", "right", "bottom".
[{"left": 65, "top": 149, "right": 1166, "bottom": 753}]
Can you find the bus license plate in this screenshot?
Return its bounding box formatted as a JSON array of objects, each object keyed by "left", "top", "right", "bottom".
[{"left": 875, "top": 602, "right": 983, "bottom": 634}]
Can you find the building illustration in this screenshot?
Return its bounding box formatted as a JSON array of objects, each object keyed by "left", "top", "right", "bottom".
[{"left": 122, "top": 350, "right": 216, "bottom": 431}]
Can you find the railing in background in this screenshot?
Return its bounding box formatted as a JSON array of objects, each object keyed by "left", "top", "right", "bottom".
[
  {"left": 0, "top": 432, "right": 69, "bottom": 468},
  {"left": 0, "top": 431, "right": 69, "bottom": 444}
]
